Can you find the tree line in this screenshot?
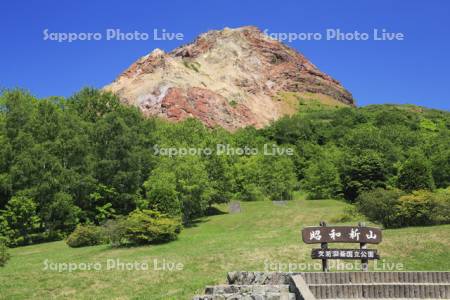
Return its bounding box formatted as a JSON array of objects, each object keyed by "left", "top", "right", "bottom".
[{"left": 0, "top": 88, "right": 449, "bottom": 247}]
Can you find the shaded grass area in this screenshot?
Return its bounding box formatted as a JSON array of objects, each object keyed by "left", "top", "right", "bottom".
[{"left": 1, "top": 195, "right": 449, "bottom": 299}]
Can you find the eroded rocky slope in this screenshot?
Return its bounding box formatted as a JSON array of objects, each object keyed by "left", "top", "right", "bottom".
[{"left": 105, "top": 26, "right": 354, "bottom": 130}]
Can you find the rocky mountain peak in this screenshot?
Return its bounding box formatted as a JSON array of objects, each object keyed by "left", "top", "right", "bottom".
[{"left": 105, "top": 26, "right": 354, "bottom": 130}]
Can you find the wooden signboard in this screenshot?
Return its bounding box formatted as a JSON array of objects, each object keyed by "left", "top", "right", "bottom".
[
  {"left": 301, "top": 222, "right": 382, "bottom": 272},
  {"left": 302, "top": 226, "right": 382, "bottom": 244},
  {"left": 311, "top": 248, "right": 379, "bottom": 260}
]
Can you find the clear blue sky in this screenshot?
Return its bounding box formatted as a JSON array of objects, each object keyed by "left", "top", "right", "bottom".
[{"left": 1, "top": 0, "right": 449, "bottom": 110}]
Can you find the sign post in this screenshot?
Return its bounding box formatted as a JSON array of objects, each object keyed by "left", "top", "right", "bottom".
[
  {"left": 359, "top": 222, "right": 368, "bottom": 272},
  {"left": 319, "top": 221, "right": 328, "bottom": 272},
  {"left": 302, "top": 222, "right": 382, "bottom": 272}
]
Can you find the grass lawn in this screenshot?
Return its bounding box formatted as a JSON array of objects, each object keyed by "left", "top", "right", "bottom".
[{"left": 1, "top": 195, "right": 449, "bottom": 299}]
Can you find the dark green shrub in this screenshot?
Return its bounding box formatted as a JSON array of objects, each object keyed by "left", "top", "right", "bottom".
[
  {"left": 66, "top": 224, "right": 105, "bottom": 248},
  {"left": 102, "top": 217, "right": 128, "bottom": 247},
  {"left": 45, "top": 192, "right": 81, "bottom": 236},
  {"left": 1, "top": 195, "right": 40, "bottom": 246},
  {"left": 332, "top": 206, "right": 364, "bottom": 223},
  {"left": 341, "top": 151, "right": 388, "bottom": 201},
  {"left": 302, "top": 159, "right": 342, "bottom": 200},
  {"left": 143, "top": 171, "right": 181, "bottom": 217},
  {"left": 357, "top": 188, "right": 405, "bottom": 228},
  {"left": 433, "top": 188, "right": 450, "bottom": 224},
  {"left": 431, "top": 150, "right": 450, "bottom": 188},
  {"left": 231, "top": 154, "right": 297, "bottom": 201},
  {"left": 0, "top": 217, "right": 11, "bottom": 245},
  {"left": 0, "top": 237, "right": 10, "bottom": 267},
  {"left": 148, "top": 157, "right": 213, "bottom": 223},
  {"left": 396, "top": 190, "right": 450, "bottom": 226},
  {"left": 238, "top": 183, "right": 266, "bottom": 201},
  {"left": 66, "top": 211, "right": 182, "bottom": 248},
  {"left": 122, "top": 209, "right": 181, "bottom": 245},
  {"left": 357, "top": 188, "right": 450, "bottom": 228},
  {"left": 260, "top": 155, "right": 297, "bottom": 201},
  {"left": 397, "top": 152, "right": 435, "bottom": 192}
]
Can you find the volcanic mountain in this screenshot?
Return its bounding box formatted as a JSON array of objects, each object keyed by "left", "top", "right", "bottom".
[{"left": 104, "top": 26, "right": 354, "bottom": 130}]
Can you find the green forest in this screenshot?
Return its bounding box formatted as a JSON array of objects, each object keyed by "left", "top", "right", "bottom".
[{"left": 0, "top": 88, "right": 449, "bottom": 253}]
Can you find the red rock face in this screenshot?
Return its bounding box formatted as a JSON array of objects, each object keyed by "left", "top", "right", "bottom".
[
  {"left": 105, "top": 26, "right": 355, "bottom": 131},
  {"left": 242, "top": 28, "right": 353, "bottom": 105},
  {"left": 161, "top": 87, "right": 258, "bottom": 131}
]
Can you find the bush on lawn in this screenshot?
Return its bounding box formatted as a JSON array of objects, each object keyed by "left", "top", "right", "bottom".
[
  {"left": 357, "top": 187, "right": 450, "bottom": 228},
  {"left": 433, "top": 188, "right": 450, "bottom": 224},
  {"left": 66, "top": 224, "right": 105, "bottom": 248},
  {"left": 122, "top": 209, "right": 182, "bottom": 246},
  {"left": 396, "top": 189, "right": 450, "bottom": 226},
  {"left": 66, "top": 210, "right": 182, "bottom": 248},
  {"left": 332, "top": 205, "right": 365, "bottom": 223},
  {"left": 102, "top": 217, "right": 128, "bottom": 247},
  {"left": 357, "top": 188, "right": 405, "bottom": 228},
  {"left": 0, "top": 236, "right": 11, "bottom": 267}
]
